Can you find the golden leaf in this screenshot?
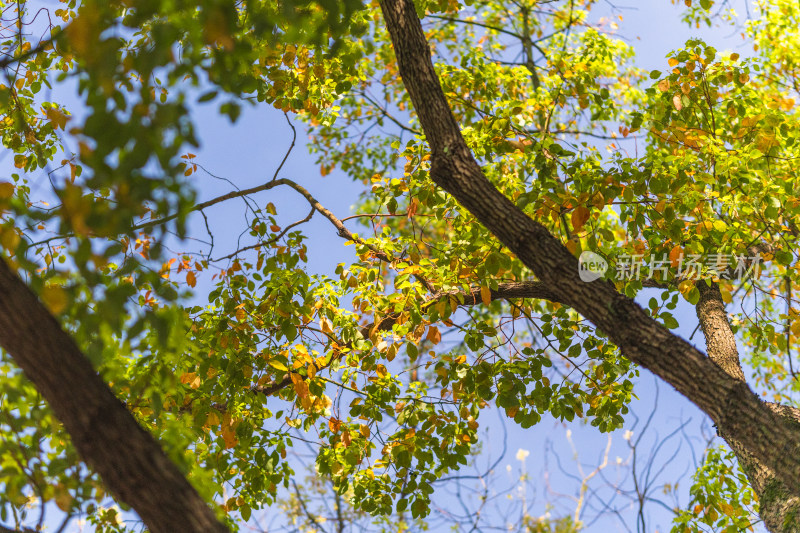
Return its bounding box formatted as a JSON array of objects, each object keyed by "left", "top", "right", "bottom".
[
  {"left": 480, "top": 285, "right": 491, "bottom": 306},
  {"left": 41, "top": 285, "right": 68, "bottom": 315}
]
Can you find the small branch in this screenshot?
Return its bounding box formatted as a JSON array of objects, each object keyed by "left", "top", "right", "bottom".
[
  {"left": 254, "top": 280, "right": 565, "bottom": 397},
  {"left": 426, "top": 14, "right": 523, "bottom": 39}
]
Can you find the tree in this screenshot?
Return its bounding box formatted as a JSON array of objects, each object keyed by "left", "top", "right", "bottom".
[{"left": 1, "top": 0, "right": 800, "bottom": 532}]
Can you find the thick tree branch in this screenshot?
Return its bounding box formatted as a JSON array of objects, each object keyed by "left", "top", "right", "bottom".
[
  {"left": 0, "top": 259, "right": 228, "bottom": 533},
  {"left": 695, "top": 280, "right": 800, "bottom": 533},
  {"left": 0, "top": 524, "right": 36, "bottom": 533},
  {"left": 695, "top": 281, "right": 746, "bottom": 381},
  {"left": 378, "top": 0, "right": 800, "bottom": 499}
]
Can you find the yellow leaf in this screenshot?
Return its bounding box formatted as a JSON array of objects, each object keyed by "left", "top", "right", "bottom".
[
  {"left": 376, "top": 364, "right": 388, "bottom": 378},
  {"left": 0, "top": 181, "right": 14, "bottom": 200},
  {"left": 480, "top": 285, "right": 491, "bottom": 306},
  {"left": 54, "top": 484, "right": 73, "bottom": 512},
  {"left": 45, "top": 107, "right": 69, "bottom": 130},
  {"left": 282, "top": 45, "right": 296, "bottom": 66},
  {"left": 203, "top": 9, "right": 234, "bottom": 50},
  {"left": 205, "top": 410, "right": 221, "bottom": 428},
  {"left": 0, "top": 227, "right": 20, "bottom": 254},
  {"left": 668, "top": 57, "right": 679, "bottom": 67},
  {"left": 720, "top": 502, "right": 735, "bottom": 516},
  {"left": 41, "top": 285, "right": 68, "bottom": 315},
  {"left": 320, "top": 316, "right": 333, "bottom": 334},
  {"left": 359, "top": 424, "right": 370, "bottom": 438},
  {"left": 268, "top": 360, "right": 288, "bottom": 372}
]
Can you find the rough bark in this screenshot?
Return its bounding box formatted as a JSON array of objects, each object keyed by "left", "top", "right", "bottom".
[
  {"left": 695, "top": 281, "right": 746, "bottom": 382},
  {"left": 0, "top": 259, "right": 228, "bottom": 533},
  {"left": 378, "top": 0, "right": 800, "bottom": 504},
  {"left": 694, "top": 281, "right": 800, "bottom": 532}
]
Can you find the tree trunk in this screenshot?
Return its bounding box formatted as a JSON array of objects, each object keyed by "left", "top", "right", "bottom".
[
  {"left": 0, "top": 258, "right": 228, "bottom": 533},
  {"left": 378, "top": 0, "right": 800, "bottom": 514},
  {"left": 695, "top": 281, "right": 800, "bottom": 532}
]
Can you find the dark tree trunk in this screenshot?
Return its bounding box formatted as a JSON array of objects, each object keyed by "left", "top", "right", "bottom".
[{"left": 0, "top": 258, "right": 228, "bottom": 533}]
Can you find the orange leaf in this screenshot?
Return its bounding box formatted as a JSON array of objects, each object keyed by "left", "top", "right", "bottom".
[
  {"left": 186, "top": 270, "right": 197, "bottom": 288},
  {"left": 221, "top": 416, "right": 238, "bottom": 449},
  {"left": 328, "top": 418, "right": 342, "bottom": 433},
  {"left": 669, "top": 245, "right": 684, "bottom": 267},
  {"left": 426, "top": 326, "right": 441, "bottom": 345},
  {"left": 571, "top": 206, "right": 591, "bottom": 230},
  {"left": 376, "top": 364, "right": 388, "bottom": 378}
]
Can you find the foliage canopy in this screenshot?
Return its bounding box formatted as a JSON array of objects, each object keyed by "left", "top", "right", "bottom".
[{"left": 2, "top": 0, "right": 800, "bottom": 532}]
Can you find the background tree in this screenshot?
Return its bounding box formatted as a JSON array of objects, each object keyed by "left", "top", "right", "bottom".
[{"left": 1, "top": 0, "right": 800, "bottom": 532}]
